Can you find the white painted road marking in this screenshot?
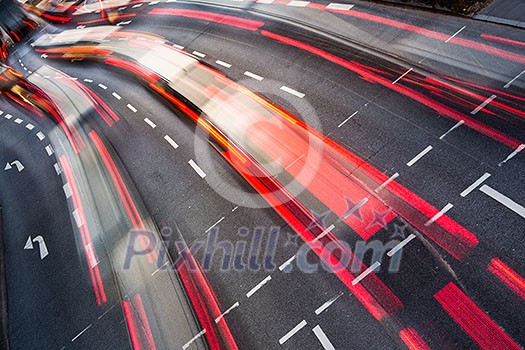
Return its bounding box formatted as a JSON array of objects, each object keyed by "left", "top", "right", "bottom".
[
  {"left": 288, "top": 0, "right": 310, "bottom": 6},
  {"left": 392, "top": 68, "right": 413, "bottom": 84},
  {"left": 352, "top": 261, "right": 380, "bottom": 285},
  {"left": 312, "top": 325, "right": 336, "bottom": 350},
  {"left": 375, "top": 172, "right": 399, "bottom": 192},
  {"left": 313, "top": 224, "right": 336, "bottom": 242},
  {"left": 387, "top": 233, "right": 416, "bottom": 257},
  {"left": 63, "top": 183, "right": 72, "bottom": 198},
  {"left": 45, "top": 145, "right": 54, "bottom": 156},
  {"left": 144, "top": 118, "right": 156, "bottom": 128},
  {"left": 279, "top": 255, "right": 296, "bottom": 271},
  {"left": 83, "top": 78, "right": 93, "bottom": 83},
  {"left": 4, "top": 114, "right": 12, "bottom": 120},
  {"left": 215, "top": 302, "right": 240, "bottom": 323},
  {"left": 192, "top": 51, "right": 206, "bottom": 58},
  {"left": 337, "top": 111, "right": 358, "bottom": 128},
  {"left": 205, "top": 217, "right": 225, "bottom": 233},
  {"left": 173, "top": 44, "right": 185, "bottom": 50},
  {"left": 315, "top": 292, "right": 343, "bottom": 315},
  {"left": 439, "top": 120, "right": 464, "bottom": 139},
  {"left": 25, "top": 123, "right": 35, "bottom": 130},
  {"left": 127, "top": 104, "right": 137, "bottom": 112},
  {"left": 164, "top": 135, "right": 179, "bottom": 149},
  {"left": 407, "top": 145, "right": 432, "bottom": 166},
  {"left": 112, "top": 92, "right": 121, "bottom": 100},
  {"left": 504, "top": 69, "right": 525, "bottom": 88},
  {"left": 471, "top": 94, "right": 496, "bottom": 115},
  {"left": 479, "top": 185, "right": 525, "bottom": 219},
  {"left": 98, "top": 83, "right": 107, "bottom": 89},
  {"left": 445, "top": 26, "right": 466, "bottom": 43},
  {"left": 183, "top": 329, "right": 206, "bottom": 350},
  {"left": 54, "top": 163, "right": 62, "bottom": 175},
  {"left": 216, "top": 60, "right": 232, "bottom": 68},
  {"left": 460, "top": 173, "right": 491, "bottom": 197},
  {"left": 326, "top": 3, "right": 354, "bottom": 10},
  {"left": 244, "top": 71, "right": 264, "bottom": 81},
  {"left": 425, "top": 203, "right": 453, "bottom": 226},
  {"left": 188, "top": 159, "right": 206, "bottom": 178},
  {"left": 14, "top": 118, "right": 23, "bottom": 124},
  {"left": 499, "top": 144, "right": 524, "bottom": 166},
  {"left": 280, "top": 86, "right": 305, "bottom": 98},
  {"left": 72, "top": 324, "right": 92, "bottom": 342},
  {"left": 279, "top": 320, "right": 307, "bottom": 344},
  {"left": 246, "top": 276, "right": 272, "bottom": 298},
  {"left": 37, "top": 132, "right": 46, "bottom": 140}
]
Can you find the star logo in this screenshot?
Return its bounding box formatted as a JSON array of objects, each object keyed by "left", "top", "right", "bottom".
[
  {"left": 284, "top": 232, "right": 299, "bottom": 247},
  {"left": 366, "top": 209, "right": 391, "bottom": 230},
  {"left": 390, "top": 223, "right": 407, "bottom": 239},
  {"left": 307, "top": 210, "right": 331, "bottom": 231},
  {"left": 342, "top": 197, "right": 367, "bottom": 221}
]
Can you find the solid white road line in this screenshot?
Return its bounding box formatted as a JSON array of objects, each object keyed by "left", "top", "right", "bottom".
[
  {"left": 504, "top": 69, "right": 525, "bottom": 88},
  {"left": 499, "top": 144, "right": 524, "bottom": 166},
  {"left": 439, "top": 120, "right": 464, "bottom": 139},
  {"left": 387, "top": 233, "right": 416, "bottom": 257},
  {"left": 407, "top": 145, "right": 432, "bottom": 166},
  {"left": 326, "top": 3, "right": 354, "bottom": 10},
  {"left": 188, "top": 159, "right": 206, "bottom": 178},
  {"left": 445, "top": 26, "right": 466, "bottom": 43},
  {"left": 392, "top": 68, "right": 413, "bottom": 84},
  {"left": 352, "top": 261, "right": 380, "bottom": 285},
  {"left": 280, "top": 86, "right": 305, "bottom": 98},
  {"left": 279, "top": 255, "right": 296, "bottom": 271},
  {"left": 127, "top": 104, "right": 137, "bottom": 112},
  {"left": 183, "top": 329, "right": 206, "bottom": 350},
  {"left": 425, "top": 203, "right": 453, "bottom": 226},
  {"left": 312, "top": 325, "right": 336, "bottom": 350},
  {"left": 337, "top": 111, "right": 358, "bottom": 128},
  {"left": 244, "top": 71, "right": 264, "bottom": 81},
  {"left": 216, "top": 60, "right": 232, "bottom": 68},
  {"left": 246, "top": 276, "right": 272, "bottom": 298},
  {"left": 144, "top": 118, "right": 156, "bottom": 128},
  {"left": 460, "top": 172, "right": 491, "bottom": 197},
  {"left": 471, "top": 94, "right": 496, "bottom": 115},
  {"left": 279, "top": 320, "right": 307, "bottom": 345},
  {"left": 375, "top": 172, "right": 399, "bottom": 192},
  {"left": 215, "top": 302, "right": 240, "bottom": 323},
  {"left": 479, "top": 185, "right": 525, "bottom": 219},
  {"left": 164, "top": 135, "right": 179, "bottom": 149},
  {"left": 315, "top": 292, "right": 343, "bottom": 315}
]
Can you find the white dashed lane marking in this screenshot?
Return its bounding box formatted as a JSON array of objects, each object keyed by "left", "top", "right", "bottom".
[
  {"left": 188, "top": 159, "right": 206, "bottom": 178},
  {"left": 279, "top": 320, "right": 307, "bottom": 345},
  {"left": 244, "top": 71, "right": 264, "bottom": 81},
  {"left": 280, "top": 86, "right": 305, "bottom": 98}
]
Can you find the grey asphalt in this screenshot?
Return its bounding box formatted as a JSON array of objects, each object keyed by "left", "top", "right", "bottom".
[{"left": 476, "top": 0, "right": 525, "bottom": 28}]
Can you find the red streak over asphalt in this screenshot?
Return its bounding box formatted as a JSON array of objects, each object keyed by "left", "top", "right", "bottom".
[
  {"left": 122, "top": 294, "right": 157, "bottom": 350},
  {"left": 488, "top": 258, "right": 525, "bottom": 300}
]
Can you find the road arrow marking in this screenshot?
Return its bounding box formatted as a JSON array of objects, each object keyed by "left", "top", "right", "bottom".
[
  {"left": 24, "top": 235, "right": 49, "bottom": 260},
  {"left": 4, "top": 160, "right": 24, "bottom": 172}
]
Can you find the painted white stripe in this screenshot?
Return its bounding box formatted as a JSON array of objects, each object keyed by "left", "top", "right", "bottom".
[
  {"left": 387, "top": 233, "right": 416, "bottom": 257},
  {"left": 460, "top": 172, "right": 491, "bottom": 197},
  {"left": 71, "top": 324, "right": 92, "bottom": 342},
  {"left": 182, "top": 329, "right": 206, "bottom": 350},
  {"left": 315, "top": 292, "right": 343, "bottom": 315},
  {"left": 375, "top": 172, "right": 399, "bottom": 192},
  {"left": 479, "top": 185, "right": 525, "bottom": 219},
  {"left": 326, "top": 3, "right": 354, "bottom": 10},
  {"left": 244, "top": 71, "right": 264, "bottom": 81},
  {"left": 471, "top": 94, "right": 496, "bottom": 115},
  {"left": 215, "top": 302, "right": 240, "bottom": 323},
  {"left": 0, "top": 111, "right": 3, "bottom": 115},
  {"left": 232, "top": 206, "right": 239, "bottom": 212},
  {"left": 98, "top": 83, "right": 107, "bottom": 89},
  {"left": 425, "top": 203, "right": 453, "bottom": 226},
  {"left": 392, "top": 68, "right": 413, "bottom": 84},
  {"left": 216, "top": 60, "right": 232, "bottom": 68},
  {"left": 343, "top": 198, "right": 368, "bottom": 219},
  {"left": 439, "top": 120, "right": 464, "bottom": 139},
  {"left": 85, "top": 243, "right": 99, "bottom": 268},
  {"left": 279, "top": 320, "right": 307, "bottom": 345},
  {"left": 312, "top": 325, "right": 336, "bottom": 350},
  {"left": 144, "top": 118, "right": 156, "bottom": 128},
  {"left": 45, "top": 145, "right": 55, "bottom": 156},
  {"left": 280, "top": 86, "right": 305, "bottom": 98},
  {"left": 83, "top": 78, "right": 93, "bottom": 83},
  {"left": 407, "top": 145, "right": 433, "bottom": 166},
  {"left": 63, "top": 183, "right": 72, "bottom": 198},
  {"left": 37, "top": 132, "right": 46, "bottom": 140},
  {"left": 352, "top": 261, "right": 380, "bottom": 285},
  {"left": 499, "top": 144, "right": 525, "bottom": 166},
  {"left": 151, "top": 260, "right": 170, "bottom": 276},
  {"left": 288, "top": 0, "right": 309, "bottom": 6},
  {"left": 4, "top": 114, "right": 12, "bottom": 120},
  {"left": 192, "top": 51, "right": 206, "bottom": 58},
  {"left": 279, "top": 255, "right": 296, "bottom": 271},
  {"left": 54, "top": 163, "right": 62, "bottom": 175},
  {"left": 72, "top": 209, "right": 84, "bottom": 228},
  {"left": 164, "top": 135, "right": 179, "bottom": 149},
  {"left": 25, "top": 123, "right": 35, "bottom": 130},
  {"left": 445, "top": 26, "right": 466, "bottom": 43},
  {"left": 504, "top": 69, "right": 525, "bottom": 88},
  {"left": 205, "top": 217, "right": 225, "bottom": 233},
  {"left": 14, "top": 118, "right": 23, "bottom": 124},
  {"left": 127, "top": 104, "right": 137, "bottom": 112},
  {"left": 337, "top": 111, "right": 358, "bottom": 128},
  {"left": 246, "top": 275, "right": 272, "bottom": 298},
  {"left": 313, "top": 224, "right": 336, "bottom": 242},
  {"left": 173, "top": 44, "right": 185, "bottom": 50},
  {"left": 112, "top": 92, "right": 121, "bottom": 100},
  {"left": 132, "top": 3, "right": 143, "bottom": 7},
  {"left": 188, "top": 159, "right": 206, "bottom": 178},
  {"left": 149, "top": 0, "right": 159, "bottom": 4}
]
